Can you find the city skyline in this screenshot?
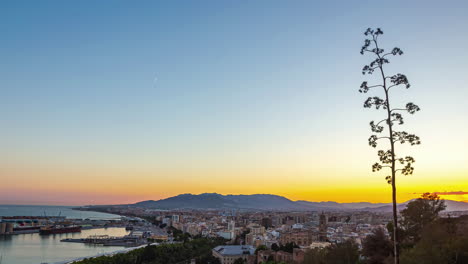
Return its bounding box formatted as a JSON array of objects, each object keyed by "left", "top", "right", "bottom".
[{"left": 2, "top": 1, "right": 468, "bottom": 205}]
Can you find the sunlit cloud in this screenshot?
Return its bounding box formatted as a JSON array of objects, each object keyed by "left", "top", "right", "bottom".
[{"left": 433, "top": 191, "right": 468, "bottom": 195}]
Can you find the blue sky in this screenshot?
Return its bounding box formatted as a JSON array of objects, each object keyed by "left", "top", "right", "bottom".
[{"left": 1, "top": 1, "right": 468, "bottom": 204}]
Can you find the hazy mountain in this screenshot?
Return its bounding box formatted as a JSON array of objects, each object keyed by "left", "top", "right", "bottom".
[
  {"left": 135, "top": 193, "right": 310, "bottom": 211},
  {"left": 295, "top": 201, "right": 391, "bottom": 210},
  {"left": 135, "top": 193, "right": 236, "bottom": 209},
  {"left": 443, "top": 200, "right": 468, "bottom": 211},
  {"left": 358, "top": 203, "right": 409, "bottom": 213},
  {"left": 295, "top": 201, "right": 346, "bottom": 210},
  {"left": 135, "top": 193, "right": 311, "bottom": 211},
  {"left": 347, "top": 200, "right": 468, "bottom": 212},
  {"left": 130, "top": 193, "right": 468, "bottom": 212},
  {"left": 223, "top": 194, "right": 308, "bottom": 210}
]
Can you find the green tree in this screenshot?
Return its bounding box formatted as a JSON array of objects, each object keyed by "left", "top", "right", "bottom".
[
  {"left": 359, "top": 28, "right": 421, "bottom": 264},
  {"left": 279, "top": 242, "right": 299, "bottom": 253},
  {"left": 198, "top": 255, "right": 221, "bottom": 264},
  {"left": 141, "top": 244, "right": 157, "bottom": 263},
  {"left": 400, "top": 193, "right": 446, "bottom": 244},
  {"left": 362, "top": 227, "right": 393, "bottom": 264},
  {"left": 271, "top": 243, "right": 280, "bottom": 251},
  {"left": 304, "top": 240, "right": 360, "bottom": 264},
  {"left": 400, "top": 219, "right": 468, "bottom": 264},
  {"left": 74, "top": 237, "right": 227, "bottom": 264},
  {"left": 326, "top": 240, "right": 360, "bottom": 264},
  {"left": 303, "top": 248, "right": 327, "bottom": 264},
  {"left": 255, "top": 245, "right": 269, "bottom": 254}
]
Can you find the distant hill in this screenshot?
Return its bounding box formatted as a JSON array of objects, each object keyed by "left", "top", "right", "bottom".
[
  {"left": 128, "top": 193, "right": 468, "bottom": 212},
  {"left": 134, "top": 193, "right": 309, "bottom": 211},
  {"left": 295, "top": 200, "right": 391, "bottom": 210},
  {"left": 356, "top": 199, "right": 468, "bottom": 213}
]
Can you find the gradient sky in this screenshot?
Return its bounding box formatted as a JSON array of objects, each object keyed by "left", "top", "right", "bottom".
[{"left": 1, "top": 1, "right": 468, "bottom": 205}]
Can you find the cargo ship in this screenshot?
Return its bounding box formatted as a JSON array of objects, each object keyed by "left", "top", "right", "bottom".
[
  {"left": 39, "top": 225, "right": 82, "bottom": 235},
  {"left": 13, "top": 226, "right": 42, "bottom": 233}
]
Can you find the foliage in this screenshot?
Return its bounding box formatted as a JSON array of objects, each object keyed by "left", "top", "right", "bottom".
[
  {"left": 400, "top": 218, "right": 468, "bottom": 264},
  {"left": 303, "top": 248, "right": 327, "bottom": 264},
  {"left": 361, "top": 227, "right": 393, "bottom": 264},
  {"left": 400, "top": 193, "right": 446, "bottom": 243},
  {"left": 278, "top": 242, "right": 299, "bottom": 253},
  {"left": 255, "top": 245, "right": 269, "bottom": 254},
  {"left": 372, "top": 195, "right": 467, "bottom": 264},
  {"left": 73, "top": 237, "right": 226, "bottom": 264},
  {"left": 360, "top": 27, "right": 420, "bottom": 264},
  {"left": 168, "top": 226, "right": 191, "bottom": 242},
  {"left": 303, "top": 240, "right": 360, "bottom": 264},
  {"left": 271, "top": 243, "right": 280, "bottom": 251}
]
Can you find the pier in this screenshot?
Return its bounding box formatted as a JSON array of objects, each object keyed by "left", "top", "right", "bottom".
[{"left": 61, "top": 234, "right": 146, "bottom": 247}]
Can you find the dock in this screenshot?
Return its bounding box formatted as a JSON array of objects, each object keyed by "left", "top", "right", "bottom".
[{"left": 61, "top": 234, "right": 146, "bottom": 247}]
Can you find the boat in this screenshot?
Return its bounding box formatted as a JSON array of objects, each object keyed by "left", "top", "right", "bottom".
[
  {"left": 39, "top": 225, "right": 82, "bottom": 235},
  {"left": 13, "top": 226, "right": 41, "bottom": 232}
]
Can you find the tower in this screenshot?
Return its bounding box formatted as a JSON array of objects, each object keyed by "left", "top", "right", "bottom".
[
  {"left": 319, "top": 212, "right": 327, "bottom": 242},
  {"left": 228, "top": 220, "right": 235, "bottom": 231}
]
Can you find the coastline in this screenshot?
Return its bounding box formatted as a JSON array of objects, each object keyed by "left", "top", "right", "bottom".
[{"left": 54, "top": 243, "right": 157, "bottom": 264}]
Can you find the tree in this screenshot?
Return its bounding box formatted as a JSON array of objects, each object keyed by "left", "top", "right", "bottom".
[
  {"left": 73, "top": 237, "right": 227, "bottom": 264},
  {"left": 141, "top": 244, "right": 157, "bottom": 263},
  {"left": 198, "top": 255, "right": 222, "bottom": 264},
  {"left": 359, "top": 28, "right": 421, "bottom": 264},
  {"left": 279, "top": 242, "right": 299, "bottom": 253},
  {"left": 304, "top": 240, "right": 360, "bottom": 264},
  {"left": 271, "top": 243, "right": 280, "bottom": 251},
  {"left": 362, "top": 227, "right": 393, "bottom": 264},
  {"left": 303, "top": 248, "right": 327, "bottom": 264},
  {"left": 400, "top": 193, "right": 446, "bottom": 243},
  {"left": 255, "top": 245, "right": 269, "bottom": 254},
  {"left": 325, "top": 240, "right": 360, "bottom": 264},
  {"left": 400, "top": 218, "right": 468, "bottom": 264}
]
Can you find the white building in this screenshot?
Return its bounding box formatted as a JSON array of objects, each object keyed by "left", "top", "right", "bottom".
[
  {"left": 228, "top": 220, "right": 235, "bottom": 231},
  {"left": 217, "top": 231, "right": 235, "bottom": 240}
]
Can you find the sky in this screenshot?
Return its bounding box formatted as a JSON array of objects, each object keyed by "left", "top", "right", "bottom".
[{"left": 1, "top": 1, "right": 468, "bottom": 205}]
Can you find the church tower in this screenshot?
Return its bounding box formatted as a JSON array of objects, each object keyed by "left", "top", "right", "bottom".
[{"left": 319, "top": 212, "right": 327, "bottom": 242}]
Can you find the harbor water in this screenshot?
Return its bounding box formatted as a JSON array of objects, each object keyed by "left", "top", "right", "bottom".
[
  {"left": 0, "top": 205, "right": 128, "bottom": 264},
  {"left": 0, "top": 205, "right": 121, "bottom": 220}
]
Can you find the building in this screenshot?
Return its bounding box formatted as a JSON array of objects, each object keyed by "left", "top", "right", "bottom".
[
  {"left": 217, "top": 231, "right": 235, "bottom": 240},
  {"left": 212, "top": 245, "right": 255, "bottom": 264},
  {"left": 228, "top": 220, "right": 235, "bottom": 231},
  {"left": 257, "top": 248, "right": 305, "bottom": 264},
  {"left": 249, "top": 224, "right": 265, "bottom": 235},
  {"left": 172, "top": 215, "right": 180, "bottom": 224},
  {"left": 280, "top": 230, "right": 317, "bottom": 246},
  {"left": 151, "top": 234, "right": 169, "bottom": 241},
  {"left": 310, "top": 241, "right": 331, "bottom": 249},
  {"left": 261, "top": 217, "right": 273, "bottom": 228},
  {"left": 319, "top": 212, "right": 328, "bottom": 242},
  {"left": 162, "top": 217, "right": 171, "bottom": 226}
]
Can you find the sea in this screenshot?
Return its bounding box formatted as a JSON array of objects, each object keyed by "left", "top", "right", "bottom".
[{"left": 0, "top": 205, "right": 130, "bottom": 264}]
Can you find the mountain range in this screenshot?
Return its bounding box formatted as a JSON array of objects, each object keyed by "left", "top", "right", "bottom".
[{"left": 129, "top": 193, "right": 468, "bottom": 212}]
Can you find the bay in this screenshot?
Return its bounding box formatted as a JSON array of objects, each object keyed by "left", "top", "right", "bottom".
[
  {"left": 0, "top": 205, "right": 120, "bottom": 220},
  {"left": 0, "top": 205, "right": 128, "bottom": 264}
]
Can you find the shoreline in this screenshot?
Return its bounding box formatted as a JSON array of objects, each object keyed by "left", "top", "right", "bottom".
[{"left": 53, "top": 243, "right": 157, "bottom": 264}]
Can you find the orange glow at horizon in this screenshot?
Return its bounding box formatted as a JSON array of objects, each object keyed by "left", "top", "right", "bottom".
[{"left": 2, "top": 159, "right": 467, "bottom": 205}]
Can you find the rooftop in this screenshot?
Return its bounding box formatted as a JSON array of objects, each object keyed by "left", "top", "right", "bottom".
[{"left": 213, "top": 245, "right": 255, "bottom": 256}]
